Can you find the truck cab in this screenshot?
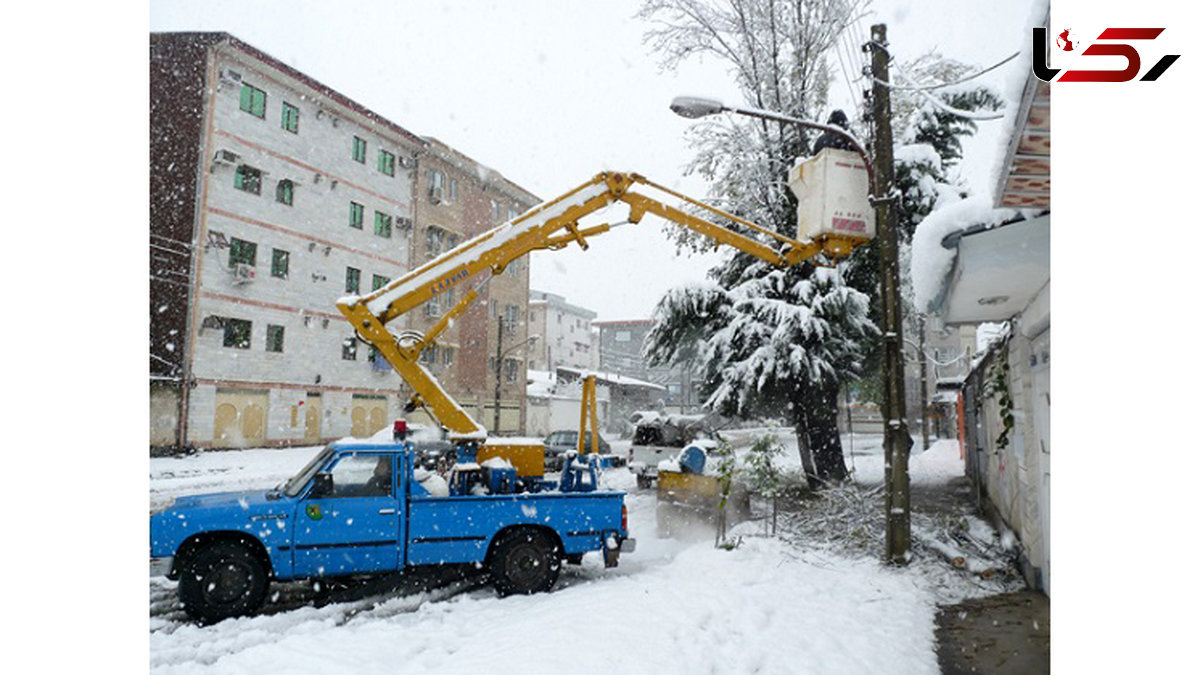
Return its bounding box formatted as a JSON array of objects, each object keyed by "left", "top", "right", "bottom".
[{"left": 151, "top": 441, "right": 633, "bottom": 623}]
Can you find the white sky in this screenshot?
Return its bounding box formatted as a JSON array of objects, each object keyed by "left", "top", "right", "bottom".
[{"left": 150, "top": 0, "right": 1035, "bottom": 321}]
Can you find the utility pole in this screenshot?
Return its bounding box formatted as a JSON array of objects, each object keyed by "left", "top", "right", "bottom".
[
  {"left": 493, "top": 319, "right": 504, "bottom": 434},
  {"left": 868, "top": 23, "right": 912, "bottom": 565},
  {"left": 918, "top": 314, "right": 930, "bottom": 450}
]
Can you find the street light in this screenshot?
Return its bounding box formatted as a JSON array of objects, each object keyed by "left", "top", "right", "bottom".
[
  {"left": 493, "top": 327, "right": 539, "bottom": 435},
  {"left": 668, "top": 96, "right": 875, "bottom": 190}
]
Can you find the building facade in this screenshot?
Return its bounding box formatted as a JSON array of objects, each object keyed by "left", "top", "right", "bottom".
[
  {"left": 151, "top": 33, "right": 536, "bottom": 450},
  {"left": 405, "top": 139, "right": 539, "bottom": 435},
  {"left": 527, "top": 290, "right": 598, "bottom": 372},
  {"left": 593, "top": 319, "right": 702, "bottom": 414}
]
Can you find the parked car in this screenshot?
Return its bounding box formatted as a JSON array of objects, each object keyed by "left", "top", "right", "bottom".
[{"left": 543, "top": 430, "right": 612, "bottom": 471}]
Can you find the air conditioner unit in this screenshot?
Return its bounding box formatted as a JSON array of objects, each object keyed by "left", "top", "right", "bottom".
[
  {"left": 230, "top": 263, "right": 257, "bottom": 285},
  {"left": 213, "top": 149, "right": 240, "bottom": 166},
  {"left": 398, "top": 156, "right": 414, "bottom": 169},
  {"left": 222, "top": 69, "right": 243, "bottom": 82},
  {"left": 429, "top": 186, "right": 443, "bottom": 204},
  {"left": 397, "top": 216, "right": 413, "bottom": 230}
]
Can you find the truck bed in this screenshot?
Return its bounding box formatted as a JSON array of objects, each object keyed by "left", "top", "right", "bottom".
[{"left": 406, "top": 491, "right": 625, "bottom": 565}]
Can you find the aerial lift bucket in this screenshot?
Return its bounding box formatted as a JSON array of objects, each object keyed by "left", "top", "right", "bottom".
[{"left": 788, "top": 148, "right": 875, "bottom": 257}]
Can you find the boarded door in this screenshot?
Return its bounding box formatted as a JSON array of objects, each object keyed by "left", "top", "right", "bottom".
[
  {"left": 213, "top": 389, "right": 268, "bottom": 448},
  {"left": 305, "top": 392, "right": 322, "bottom": 442},
  {"left": 352, "top": 394, "right": 388, "bottom": 438}
]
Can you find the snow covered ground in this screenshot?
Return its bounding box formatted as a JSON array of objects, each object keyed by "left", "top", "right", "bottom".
[{"left": 149, "top": 434, "right": 1014, "bottom": 674}]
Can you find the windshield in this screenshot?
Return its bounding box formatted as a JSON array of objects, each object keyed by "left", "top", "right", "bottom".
[{"left": 282, "top": 446, "right": 335, "bottom": 497}]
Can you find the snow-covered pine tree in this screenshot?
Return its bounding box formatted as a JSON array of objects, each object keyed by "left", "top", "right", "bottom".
[{"left": 638, "top": 0, "right": 873, "bottom": 486}]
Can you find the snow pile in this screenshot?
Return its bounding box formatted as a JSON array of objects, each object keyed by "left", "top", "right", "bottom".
[
  {"left": 480, "top": 457, "right": 514, "bottom": 470},
  {"left": 910, "top": 195, "right": 1025, "bottom": 312}
]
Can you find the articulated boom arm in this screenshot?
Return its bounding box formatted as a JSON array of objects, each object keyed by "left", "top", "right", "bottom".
[{"left": 336, "top": 171, "right": 868, "bottom": 439}]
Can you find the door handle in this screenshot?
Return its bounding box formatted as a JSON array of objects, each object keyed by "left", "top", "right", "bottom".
[{"left": 378, "top": 508, "right": 397, "bottom": 515}]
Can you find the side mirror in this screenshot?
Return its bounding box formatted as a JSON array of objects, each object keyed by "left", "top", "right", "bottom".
[{"left": 310, "top": 472, "right": 333, "bottom": 499}]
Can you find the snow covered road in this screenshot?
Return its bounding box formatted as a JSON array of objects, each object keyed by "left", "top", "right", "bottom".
[{"left": 150, "top": 436, "right": 996, "bottom": 674}]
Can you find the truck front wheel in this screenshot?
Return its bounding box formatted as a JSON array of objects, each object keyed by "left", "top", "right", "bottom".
[
  {"left": 489, "top": 528, "right": 561, "bottom": 596},
  {"left": 178, "top": 540, "right": 269, "bottom": 623}
]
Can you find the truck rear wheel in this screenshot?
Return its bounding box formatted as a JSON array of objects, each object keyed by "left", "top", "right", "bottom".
[
  {"left": 488, "top": 528, "right": 561, "bottom": 596},
  {"left": 178, "top": 540, "right": 269, "bottom": 623}
]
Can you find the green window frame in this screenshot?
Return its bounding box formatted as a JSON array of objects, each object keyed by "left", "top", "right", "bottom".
[
  {"left": 271, "top": 249, "right": 289, "bottom": 279},
  {"left": 374, "top": 211, "right": 392, "bottom": 238},
  {"left": 229, "top": 238, "right": 257, "bottom": 268},
  {"left": 266, "top": 325, "right": 285, "bottom": 353},
  {"left": 353, "top": 136, "right": 367, "bottom": 163},
  {"left": 349, "top": 202, "right": 364, "bottom": 229},
  {"left": 378, "top": 149, "right": 396, "bottom": 176},
  {"left": 239, "top": 84, "right": 266, "bottom": 118},
  {"left": 223, "top": 318, "right": 252, "bottom": 349},
  {"left": 372, "top": 274, "right": 389, "bottom": 291},
  {"left": 234, "top": 165, "right": 262, "bottom": 195},
  {"left": 281, "top": 102, "right": 299, "bottom": 133},
  {"left": 275, "top": 179, "right": 294, "bottom": 205},
  {"left": 346, "top": 267, "right": 361, "bottom": 293}
]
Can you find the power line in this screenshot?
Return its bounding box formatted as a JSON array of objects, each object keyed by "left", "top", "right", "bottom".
[{"left": 873, "top": 51, "right": 1021, "bottom": 92}]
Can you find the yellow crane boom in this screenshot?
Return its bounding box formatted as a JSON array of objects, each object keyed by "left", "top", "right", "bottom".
[{"left": 336, "top": 170, "right": 870, "bottom": 441}]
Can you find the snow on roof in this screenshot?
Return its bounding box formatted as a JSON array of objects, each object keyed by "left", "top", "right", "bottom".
[
  {"left": 557, "top": 366, "right": 666, "bottom": 391},
  {"left": 987, "top": 0, "right": 1049, "bottom": 203},
  {"left": 526, "top": 369, "right": 556, "bottom": 398},
  {"left": 910, "top": 195, "right": 1027, "bottom": 313}
]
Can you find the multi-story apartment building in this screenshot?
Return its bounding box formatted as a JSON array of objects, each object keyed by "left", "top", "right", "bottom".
[
  {"left": 527, "top": 290, "right": 598, "bottom": 372},
  {"left": 150, "top": 33, "right": 536, "bottom": 450},
  {"left": 407, "top": 138, "right": 539, "bottom": 435}
]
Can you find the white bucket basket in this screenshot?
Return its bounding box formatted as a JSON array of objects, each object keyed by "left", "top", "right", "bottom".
[{"left": 788, "top": 148, "right": 874, "bottom": 242}]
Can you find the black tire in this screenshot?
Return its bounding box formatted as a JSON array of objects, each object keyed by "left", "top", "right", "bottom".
[
  {"left": 488, "top": 528, "right": 561, "bottom": 596},
  {"left": 178, "top": 540, "right": 269, "bottom": 623}
]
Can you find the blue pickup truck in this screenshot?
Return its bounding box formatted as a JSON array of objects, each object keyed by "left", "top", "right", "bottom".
[{"left": 151, "top": 441, "right": 634, "bottom": 622}]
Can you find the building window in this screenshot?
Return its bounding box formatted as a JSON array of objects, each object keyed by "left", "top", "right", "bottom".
[
  {"left": 266, "top": 324, "right": 285, "bottom": 352},
  {"left": 615, "top": 330, "right": 632, "bottom": 343},
  {"left": 378, "top": 149, "right": 396, "bottom": 176},
  {"left": 229, "top": 238, "right": 257, "bottom": 268},
  {"left": 352, "top": 136, "right": 367, "bottom": 163},
  {"left": 271, "top": 249, "right": 289, "bottom": 278},
  {"left": 448, "top": 178, "right": 458, "bottom": 202},
  {"left": 234, "top": 165, "right": 262, "bottom": 194},
  {"left": 342, "top": 337, "right": 358, "bottom": 360},
  {"left": 276, "top": 179, "right": 294, "bottom": 205},
  {"left": 428, "top": 169, "right": 445, "bottom": 201},
  {"left": 349, "top": 201, "right": 364, "bottom": 229},
  {"left": 374, "top": 211, "right": 392, "bottom": 238},
  {"left": 492, "top": 200, "right": 502, "bottom": 223},
  {"left": 420, "top": 345, "right": 437, "bottom": 364},
  {"left": 239, "top": 84, "right": 266, "bottom": 118},
  {"left": 504, "top": 305, "right": 519, "bottom": 331},
  {"left": 223, "top": 318, "right": 252, "bottom": 349},
  {"left": 372, "top": 274, "right": 389, "bottom": 291},
  {"left": 505, "top": 257, "right": 522, "bottom": 277},
  {"left": 425, "top": 227, "right": 444, "bottom": 258},
  {"left": 504, "top": 358, "right": 519, "bottom": 383},
  {"left": 489, "top": 299, "right": 498, "bottom": 318},
  {"left": 442, "top": 346, "right": 454, "bottom": 365},
  {"left": 508, "top": 207, "right": 519, "bottom": 221},
  {"left": 281, "top": 102, "right": 299, "bottom": 133},
  {"left": 346, "top": 267, "right": 361, "bottom": 294}
]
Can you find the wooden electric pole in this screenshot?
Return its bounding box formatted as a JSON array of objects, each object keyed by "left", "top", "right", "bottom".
[{"left": 868, "top": 23, "right": 913, "bottom": 565}]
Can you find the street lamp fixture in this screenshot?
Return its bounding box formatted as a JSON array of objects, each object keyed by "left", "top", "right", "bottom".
[{"left": 668, "top": 96, "right": 875, "bottom": 191}]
